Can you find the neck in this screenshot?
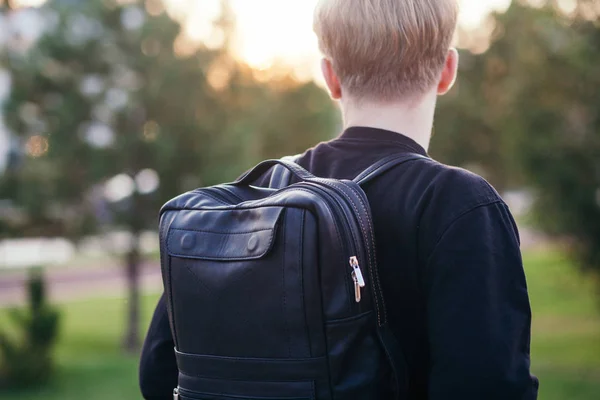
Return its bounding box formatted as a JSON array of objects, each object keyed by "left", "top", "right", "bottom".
[{"left": 340, "top": 91, "right": 437, "bottom": 151}]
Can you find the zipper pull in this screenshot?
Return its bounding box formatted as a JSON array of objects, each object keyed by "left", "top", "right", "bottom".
[
  {"left": 349, "top": 256, "right": 365, "bottom": 303},
  {"left": 352, "top": 274, "right": 362, "bottom": 303},
  {"left": 173, "top": 388, "right": 179, "bottom": 400}
]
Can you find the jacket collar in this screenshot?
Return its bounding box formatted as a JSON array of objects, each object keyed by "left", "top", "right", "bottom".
[{"left": 338, "top": 126, "right": 428, "bottom": 156}]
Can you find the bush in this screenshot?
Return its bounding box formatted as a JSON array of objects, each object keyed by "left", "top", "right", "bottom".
[{"left": 0, "top": 268, "right": 61, "bottom": 388}]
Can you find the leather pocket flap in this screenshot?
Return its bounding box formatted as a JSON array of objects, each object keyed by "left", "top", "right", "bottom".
[{"left": 167, "top": 207, "right": 284, "bottom": 261}]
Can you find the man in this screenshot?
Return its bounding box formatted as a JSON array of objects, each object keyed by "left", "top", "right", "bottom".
[{"left": 140, "top": 0, "right": 539, "bottom": 398}]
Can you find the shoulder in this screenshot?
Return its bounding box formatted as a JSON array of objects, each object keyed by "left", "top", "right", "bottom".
[
  {"left": 376, "top": 156, "right": 509, "bottom": 243},
  {"left": 404, "top": 157, "right": 504, "bottom": 212},
  {"left": 385, "top": 158, "right": 519, "bottom": 259}
]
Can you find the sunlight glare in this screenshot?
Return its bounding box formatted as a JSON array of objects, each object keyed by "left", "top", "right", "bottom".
[
  {"left": 459, "top": 0, "right": 512, "bottom": 29},
  {"left": 179, "top": 0, "right": 515, "bottom": 81},
  {"left": 12, "top": 0, "right": 46, "bottom": 7},
  {"left": 228, "top": 0, "right": 320, "bottom": 80}
]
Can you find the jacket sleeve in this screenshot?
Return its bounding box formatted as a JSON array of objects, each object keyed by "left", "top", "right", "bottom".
[
  {"left": 139, "top": 293, "right": 178, "bottom": 400},
  {"left": 425, "top": 202, "right": 539, "bottom": 399}
]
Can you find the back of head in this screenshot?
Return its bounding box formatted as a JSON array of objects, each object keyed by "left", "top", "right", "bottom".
[{"left": 314, "top": 0, "right": 459, "bottom": 102}]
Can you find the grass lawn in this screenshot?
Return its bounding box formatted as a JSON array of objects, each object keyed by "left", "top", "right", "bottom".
[
  {"left": 526, "top": 251, "right": 600, "bottom": 399},
  {"left": 1, "top": 250, "right": 599, "bottom": 399},
  {"left": 0, "top": 293, "right": 161, "bottom": 400}
]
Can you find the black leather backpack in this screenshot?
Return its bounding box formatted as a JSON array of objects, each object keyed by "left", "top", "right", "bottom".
[{"left": 159, "top": 154, "right": 424, "bottom": 400}]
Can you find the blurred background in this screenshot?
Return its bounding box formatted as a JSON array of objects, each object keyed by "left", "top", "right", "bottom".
[{"left": 0, "top": 0, "right": 598, "bottom": 399}]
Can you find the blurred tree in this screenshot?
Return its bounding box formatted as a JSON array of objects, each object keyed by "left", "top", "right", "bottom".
[
  {"left": 0, "top": 268, "right": 61, "bottom": 388},
  {"left": 435, "top": 0, "right": 600, "bottom": 297},
  {"left": 497, "top": 2, "right": 600, "bottom": 280},
  {"left": 0, "top": 0, "right": 338, "bottom": 351}
]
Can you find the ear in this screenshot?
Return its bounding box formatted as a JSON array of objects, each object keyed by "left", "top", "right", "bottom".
[
  {"left": 321, "top": 58, "right": 342, "bottom": 100},
  {"left": 437, "top": 48, "right": 459, "bottom": 96}
]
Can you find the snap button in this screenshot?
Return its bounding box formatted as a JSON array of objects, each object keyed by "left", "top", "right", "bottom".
[
  {"left": 181, "top": 233, "right": 195, "bottom": 250},
  {"left": 247, "top": 235, "right": 259, "bottom": 252}
]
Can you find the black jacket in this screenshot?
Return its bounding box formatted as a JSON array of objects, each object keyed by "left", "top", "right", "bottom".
[{"left": 140, "top": 127, "right": 539, "bottom": 399}]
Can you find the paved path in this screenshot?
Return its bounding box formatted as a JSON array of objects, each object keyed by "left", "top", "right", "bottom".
[{"left": 0, "top": 262, "right": 163, "bottom": 307}]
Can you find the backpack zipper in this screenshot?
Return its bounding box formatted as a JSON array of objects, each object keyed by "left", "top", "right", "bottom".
[
  {"left": 310, "top": 180, "right": 370, "bottom": 305},
  {"left": 344, "top": 183, "right": 387, "bottom": 326},
  {"left": 349, "top": 256, "right": 366, "bottom": 303},
  {"left": 304, "top": 183, "right": 366, "bottom": 309},
  {"left": 317, "top": 180, "right": 386, "bottom": 326}
]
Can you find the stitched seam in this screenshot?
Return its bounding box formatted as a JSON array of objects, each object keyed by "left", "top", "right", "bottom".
[
  {"left": 167, "top": 227, "right": 277, "bottom": 261},
  {"left": 349, "top": 186, "right": 385, "bottom": 325},
  {"left": 318, "top": 183, "right": 385, "bottom": 325},
  {"left": 282, "top": 212, "right": 291, "bottom": 357},
  {"left": 290, "top": 187, "right": 351, "bottom": 314},
  {"left": 179, "top": 388, "right": 309, "bottom": 400},
  {"left": 347, "top": 184, "right": 386, "bottom": 326},
  {"left": 502, "top": 203, "right": 522, "bottom": 245},
  {"left": 379, "top": 331, "right": 400, "bottom": 397},
  {"left": 167, "top": 255, "right": 178, "bottom": 348},
  {"left": 178, "top": 372, "right": 314, "bottom": 383},
  {"left": 178, "top": 371, "right": 315, "bottom": 383},
  {"left": 322, "top": 180, "right": 383, "bottom": 326},
  {"left": 170, "top": 227, "right": 273, "bottom": 235},
  {"left": 308, "top": 181, "right": 365, "bottom": 314},
  {"left": 299, "top": 210, "right": 311, "bottom": 357},
  {"left": 161, "top": 213, "right": 179, "bottom": 349},
  {"left": 183, "top": 262, "right": 214, "bottom": 295},
  {"left": 425, "top": 200, "right": 504, "bottom": 267},
  {"left": 198, "top": 191, "right": 230, "bottom": 205},
  {"left": 326, "top": 310, "right": 373, "bottom": 325},
  {"left": 168, "top": 251, "right": 272, "bottom": 262},
  {"left": 214, "top": 186, "right": 244, "bottom": 202},
  {"left": 177, "top": 353, "right": 327, "bottom": 362},
  {"left": 164, "top": 198, "right": 303, "bottom": 213}
]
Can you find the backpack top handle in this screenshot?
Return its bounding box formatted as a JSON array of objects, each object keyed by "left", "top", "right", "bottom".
[
  {"left": 235, "top": 159, "right": 316, "bottom": 187},
  {"left": 238, "top": 153, "right": 429, "bottom": 189},
  {"left": 269, "top": 155, "right": 302, "bottom": 189}
]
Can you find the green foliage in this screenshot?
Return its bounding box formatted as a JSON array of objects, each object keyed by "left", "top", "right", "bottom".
[
  {"left": 0, "top": 0, "right": 338, "bottom": 239},
  {"left": 0, "top": 269, "right": 61, "bottom": 389},
  {"left": 434, "top": 1, "right": 600, "bottom": 283}
]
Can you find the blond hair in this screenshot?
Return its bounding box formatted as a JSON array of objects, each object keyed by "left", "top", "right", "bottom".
[{"left": 314, "top": 0, "right": 458, "bottom": 101}]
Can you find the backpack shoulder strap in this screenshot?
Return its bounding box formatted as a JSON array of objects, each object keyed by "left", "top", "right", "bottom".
[
  {"left": 354, "top": 153, "right": 429, "bottom": 186},
  {"left": 353, "top": 152, "right": 428, "bottom": 399},
  {"left": 268, "top": 154, "right": 303, "bottom": 189}
]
